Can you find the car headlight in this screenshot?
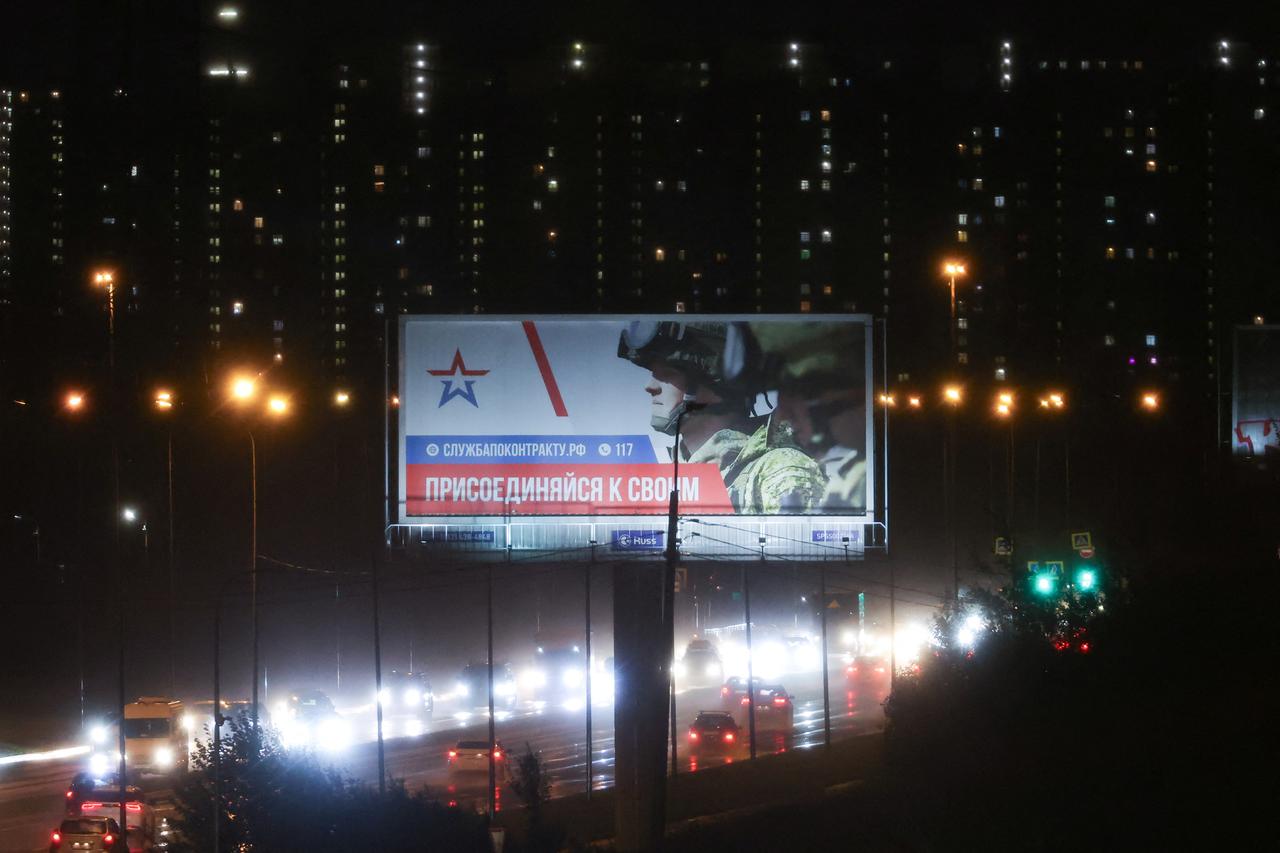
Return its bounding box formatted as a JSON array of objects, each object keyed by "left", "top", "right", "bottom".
[
  {"left": 672, "top": 661, "right": 687, "bottom": 678},
  {"left": 377, "top": 688, "right": 391, "bottom": 706},
  {"left": 562, "top": 667, "right": 583, "bottom": 689},
  {"left": 89, "top": 752, "right": 111, "bottom": 776},
  {"left": 455, "top": 682, "right": 470, "bottom": 698},
  {"left": 89, "top": 724, "right": 108, "bottom": 745},
  {"left": 495, "top": 680, "right": 515, "bottom": 697},
  {"left": 317, "top": 718, "right": 351, "bottom": 753},
  {"left": 403, "top": 688, "right": 420, "bottom": 706},
  {"left": 705, "top": 662, "right": 721, "bottom": 677},
  {"left": 280, "top": 720, "right": 312, "bottom": 749},
  {"left": 154, "top": 746, "right": 174, "bottom": 768},
  {"left": 521, "top": 668, "right": 547, "bottom": 689}
]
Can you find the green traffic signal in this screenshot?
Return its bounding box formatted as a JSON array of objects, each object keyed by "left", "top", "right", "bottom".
[
  {"left": 1032, "top": 572, "right": 1057, "bottom": 596},
  {"left": 1075, "top": 567, "right": 1098, "bottom": 592}
]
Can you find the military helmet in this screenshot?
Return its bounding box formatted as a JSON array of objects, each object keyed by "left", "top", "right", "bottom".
[
  {"left": 750, "top": 321, "right": 866, "bottom": 391},
  {"left": 616, "top": 320, "right": 761, "bottom": 393}
]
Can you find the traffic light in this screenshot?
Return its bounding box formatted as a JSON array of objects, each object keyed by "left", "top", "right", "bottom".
[
  {"left": 1031, "top": 570, "right": 1057, "bottom": 597},
  {"left": 1074, "top": 566, "right": 1098, "bottom": 592}
]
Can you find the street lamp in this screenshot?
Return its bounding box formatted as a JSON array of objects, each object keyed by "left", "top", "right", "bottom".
[
  {"left": 64, "top": 391, "right": 86, "bottom": 412},
  {"left": 334, "top": 390, "right": 351, "bottom": 407},
  {"left": 942, "top": 383, "right": 962, "bottom": 601},
  {"left": 943, "top": 261, "right": 967, "bottom": 356},
  {"left": 266, "top": 395, "right": 289, "bottom": 416},
  {"left": 994, "top": 391, "right": 1015, "bottom": 418},
  {"left": 943, "top": 384, "right": 963, "bottom": 405},
  {"left": 1140, "top": 391, "right": 1160, "bottom": 412},
  {"left": 154, "top": 390, "right": 177, "bottom": 694},
  {"left": 230, "top": 375, "right": 257, "bottom": 403}
]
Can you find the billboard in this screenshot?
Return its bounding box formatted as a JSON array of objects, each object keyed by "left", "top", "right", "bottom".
[
  {"left": 397, "top": 316, "right": 875, "bottom": 554},
  {"left": 1233, "top": 325, "right": 1280, "bottom": 457}
]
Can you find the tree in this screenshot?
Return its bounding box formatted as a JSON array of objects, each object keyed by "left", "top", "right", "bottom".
[
  {"left": 171, "top": 711, "right": 488, "bottom": 851},
  {"left": 508, "top": 743, "right": 565, "bottom": 853}
]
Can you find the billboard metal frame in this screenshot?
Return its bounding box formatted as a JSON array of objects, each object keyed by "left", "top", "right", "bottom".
[{"left": 386, "top": 314, "right": 888, "bottom": 561}]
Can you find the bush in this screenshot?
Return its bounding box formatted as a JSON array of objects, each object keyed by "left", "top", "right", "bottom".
[{"left": 171, "top": 712, "right": 489, "bottom": 852}]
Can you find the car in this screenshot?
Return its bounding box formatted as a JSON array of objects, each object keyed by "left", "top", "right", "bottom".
[
  {"left": 276, "top": 689, "right": 351, "bottom": 753},
  {"left": 739, "top": 685, "right": 795, "bottom": 733},
  {"left": 65, "top": 773, "right": 101, "bottom": 817},
  {"left": 676, "top": 639, "right": 723, "bottom": 687},
  {"left": 77, "top": 790, "right": 155, "bottom": 851},
  {"left": 686, "top": 711, "right": 742, "bottom": 755},
  {"left": 377, "top": 670, "right": 433, "bottom": 738},
  {"left": 784, "top": 636, "right": 821, "bottom": 671},
  {"left": 719, "top": 676, "right": 765, "bottom": 710},
  {"left": 454, "top": 663, "right": 517, "bottom": 711},
  {"left": 50, "top": 817, "right": 124, "bottom": 852},
  {"left": 446, "top": 740, "right": 509, "bottom": 778},
  {"left": 845, "top": 655, "right": 891, "bottom": 704}
]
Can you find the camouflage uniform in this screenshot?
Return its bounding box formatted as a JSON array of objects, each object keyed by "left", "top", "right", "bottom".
[
  {"left": 617, "top": 320, "right": 828, "bottom": 514},
  {"left": 750, "top": 321, "right": 869, "bottom": 513}
]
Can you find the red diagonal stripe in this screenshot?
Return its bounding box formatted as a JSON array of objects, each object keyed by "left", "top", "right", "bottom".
[{"left": 522, "top": 321, "right": 568, "bottom": 417}]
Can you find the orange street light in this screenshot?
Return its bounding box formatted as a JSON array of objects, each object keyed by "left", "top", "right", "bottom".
[
  {"left": 1140, "top": 391, "right": 1160, "bottom": 411},
  {"left": 943, "top": 385, "right": 963, "bottom": 405},
  {"left": 334, "top": 390, "right": 351, "bottom": 407},
  {"left": 154, "top": 390, "right": 174, "bottom": 411},
  {"left": 266, "top": 395, "right": 289, "bottom": 416},
  {"left": 878, "top": 393, "right": 896, "bottom": 408},
  {"left": 65, "top": 391, "right": 86, "bottom": 412},
  {"left": 907, "top": 395, "right": 922, "bottom": 409},
  {"left": 390, "top": 395, "right": 401, "bottom": 408},
  {"left": 230, "top": 375, "right": 257, "bottom": 403}
]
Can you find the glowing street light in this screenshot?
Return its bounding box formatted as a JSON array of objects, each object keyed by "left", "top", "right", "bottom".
[
  {"left": 230, "top": 376, "right": 257, "bottom": 402},
  {"left": 878, "top": 393, "right": 896, "bottom": 408},
  {"left": 266, "top": 395, "right": 289, "bottom": 416},
  {"left": 1140, "top": 391, "right": 1160, "bottom": 411},
  {"left": 122, "top": 507, "right": 138, "bottom": 523},
  {"left": 334, "top": 390, "right": 351, "bottom": 407},
  {"left": 995, "top": 391, "right": 1015, "bottom": 418},
  {"left": 907, "top": 395, "right": 922, "bottom": 409},
  {"left": 943, "top": 385, "right": 963, "bottom": 405},
  {"left": 154, "top": 390, "right": 174, "bottom": 411},
  {"left": 65, "top": 391, "right": 86, "bottom": 412}
]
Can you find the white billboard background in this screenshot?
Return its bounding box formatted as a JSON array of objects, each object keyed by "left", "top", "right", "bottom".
[{"left": 397, "top": 315, "right": 876, "bottom": 558}]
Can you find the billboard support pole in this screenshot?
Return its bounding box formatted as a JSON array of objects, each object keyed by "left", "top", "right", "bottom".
[
  {"left": 881, "top": 317, "right": 890, "bottom": 555},
  {"left": 744, "top": 560, "right": 757, "bottom": 760},
  {"left": 820, "top": 562, "right": 830, "bottom": 748},
  {"left": 585, "top": 543, "right": 594, "bottom": 798},
  {"left": 371, "top": 549, "right": 386, "bottom": 796},
  {"left": 487, "top": 555, "right": 499, "bottom": 822},
  {"left": 383, "top": 317, "right": 390, "bottom": 530}
]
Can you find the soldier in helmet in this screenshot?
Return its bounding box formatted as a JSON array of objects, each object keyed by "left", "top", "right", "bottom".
[
  {"left": 752, "top": 322, "right": 869, "bottom": 513},
  {"left": 617, "top": 320, "right": 827, "bottom": 514}
]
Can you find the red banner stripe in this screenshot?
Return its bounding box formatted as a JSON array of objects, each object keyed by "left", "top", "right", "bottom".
[{"left": 522, "top": 320, "right": 569, "bottom": 417}]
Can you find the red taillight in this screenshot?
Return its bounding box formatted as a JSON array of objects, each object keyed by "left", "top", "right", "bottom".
[
  {"left": 847, "top": 666, "right": 858, "bottom": 675},
  {"left": 688, "top": 730, "right": 699, "bottom": 741},
  {"left": 493, "top": 750, "right": 502, "bottom": 760},
  {"left": 127, "top": 802, "right": 141, "bottom": 812},
  {"left": 772, "top": 696, "right": 787, "bottom": 706},
  {"left": 51, "top": 831, "right": 61, "bottom": 844},
  {"left": 447, "top": 749, "right": 457, "bottom": 759},
  {"left": 1079, "top": 642, "right": 1091, "bottom": 654},
  {"left": 740, "top": 696, "right": 749, "bottom": 706},
  {"left": 103, "top": 834, "right": 114, "bottom": 845},
  {"left": 723, "top": 732, "right": 735, "bottom": 743},
  {"left": 720, "top": 686, "right": 729, "bottom": 696},
  {"left": 66, "top": 790, "right": 74, "bottom": 798},
  {"left": 81, "top": 802, "right": 102, "bottom": 811}
]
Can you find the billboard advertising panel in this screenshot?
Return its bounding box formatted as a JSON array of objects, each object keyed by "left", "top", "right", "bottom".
[
  {"left": 1233, "top": 325, "right": 1280, "bottom": 457},
  {"left": 398, "top": 316, "right": 873, "bottom": 529}
]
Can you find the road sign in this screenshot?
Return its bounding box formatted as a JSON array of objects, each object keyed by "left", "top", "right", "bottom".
[
  {"left": 1079, "top": 546, "right": 1095, "bottom": 559},
  {"left": 1026, "top": 560, "right": 1040, "bottom": 573},
  {"left": 1071, "top": 532, "right": 1092, "bottom": 551},
  {"left": 994, "top": 537, "right": 1012, "bottom": 556},
  {"left": 1044, "top": 560, "right": 1064, "bottom": 575}
]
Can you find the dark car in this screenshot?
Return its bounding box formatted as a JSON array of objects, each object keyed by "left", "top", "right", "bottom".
[
  {"left": 845, "top": 655, "right": 891, "bottom": 704},
  {"left": 678, "top": 639, "right": 724, "bottom": 687},
  {"left": 455, "top": 663, "right": 517, "bottom": 711},
  {"left": 743, "top": 685, "right": 795, "bottom": 733},
  {"left": 65, "top": 773, "right": 99, "bottom": 817},
  {"left": 719, "top": 676, "right": 765, "bottom": 710},
  {"left": 687, "top": 711, "right": 742, "bottom": 754},
  {"left": 50, "top": 817, "right": 123, "bottom": 852},
  {"left": 378, "top": 670, "right": 433, "bottom": 738}
]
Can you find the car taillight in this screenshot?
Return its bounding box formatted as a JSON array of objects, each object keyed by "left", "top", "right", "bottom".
[
  {"left": 688, "top": 730, "right": 699, "bottom": 741},
  {"left": 66, "top": 790, "right": 74, "bottom": 799},
  {"left": 127, "top": 802, "right": 141, "bottom": 812},
  {"left": 51, "top": 831, "right": 61, "bottom": 844},
  {"left": 740, "top": 696, "right": 749, "bottom": 706},
  {"left": 447, "top": 749, "right": 457, "bottom": 759},
  {"left": 874, "top": 666, "right": 885, "bottom": 674},
  {"left": 103, "top": 834, "right": 114, "bottom": 845},
  {"left": 723, "top": 732, "right": 735, "bottom": 742},
  {"left": 493, "top": 750, "right": 502, "bottom": 760},
  {"left": 720, "top": 686, "right": 729, "bottom": 696},
  {"left": 1079, "top": 642, "right": 1091, "bottom": 654},
  {"left": 82, "top": 802, "right": 102, "bottom": 811},
  {"left": 772, "top": 696, "right": 787, "bottom": 706},
  {"left": 847, "top": 666, "right": 858, "bottom": 675}
]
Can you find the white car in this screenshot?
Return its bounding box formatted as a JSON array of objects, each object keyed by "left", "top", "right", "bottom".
[{"left": 446, "top": 740, "right": 509, "bottom": 778}]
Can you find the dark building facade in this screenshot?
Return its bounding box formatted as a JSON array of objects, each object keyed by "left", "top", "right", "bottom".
[{"left": 2, "top": 6, "right": 1278, "bottom": 450}]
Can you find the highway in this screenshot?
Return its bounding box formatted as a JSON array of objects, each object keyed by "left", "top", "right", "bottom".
[{"left": 0, "top": 667, "right": 884, "bottom": 852}]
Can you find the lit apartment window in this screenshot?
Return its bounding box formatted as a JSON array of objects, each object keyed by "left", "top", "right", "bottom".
[
  {"left": 1104, "top": 335, "right": 1115, "bottom": 346},
  {"left": 271, "top": 234, "right": 283, "bottom": 246},
  {"left": 956, "top": 230, "right": 968, "bottom": 242},
  {"left": 800, "top": 111, "right": 810, "bottom": 122},
  {"left": 1104, "top": 196, "right": 1116, "bottom": 208},
  {"left": 800, "top": 179, "right": 810, "bottom": 191},
  {"left": 1145, "top": 334, "right": 1156, "bottom": 346},
  {"left": 800, "top": 231, "right": 810, "bottom": 243},
  {"left": 1255, "top": 108, "right": 1266, "bottom": 120},
  {"left": 958, "top": 213, "right": 968, "bottom": 225},
  {"left": 800, "top": 248, "right": 811, "bottom": 260},
  {"left": 1146, "top": 211, "right": 1156, "bottom": 224},
  {"left": 1145, "top": 160, "right": 1157, "bottom": 172},
  {"left": 655, "top": 248, "right": 665, "bottom": 261},
  {"left": 1106, "top": 247, "right": 1116, "bottom": 260},
  {"left": 995, "top": 367, "right": 1007, "bottom": 380},
  {"left": 821, "top": 230, "right": 832, "bottom": 243},
  {"left": 373, "top": 164, "right": 385, "bottom": 176},
  {"left": 994, "top": 196, "right": 1005, "bottom": 207}
]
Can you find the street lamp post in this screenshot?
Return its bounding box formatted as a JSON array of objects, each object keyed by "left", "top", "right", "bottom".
[
  {"left": 943, "top": 385, "right": 963, "bottom": 600},
  {"left": 943, "top": 262, "right": 967, "bottom": 357}
]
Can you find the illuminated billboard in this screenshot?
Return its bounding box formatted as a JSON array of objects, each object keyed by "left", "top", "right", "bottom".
[
  {"left": 397, "top": 316, "right": 876, "bottom": 556},
  {"left": 1233, "top": 325, "right": 1280, "bottom": 457}
]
